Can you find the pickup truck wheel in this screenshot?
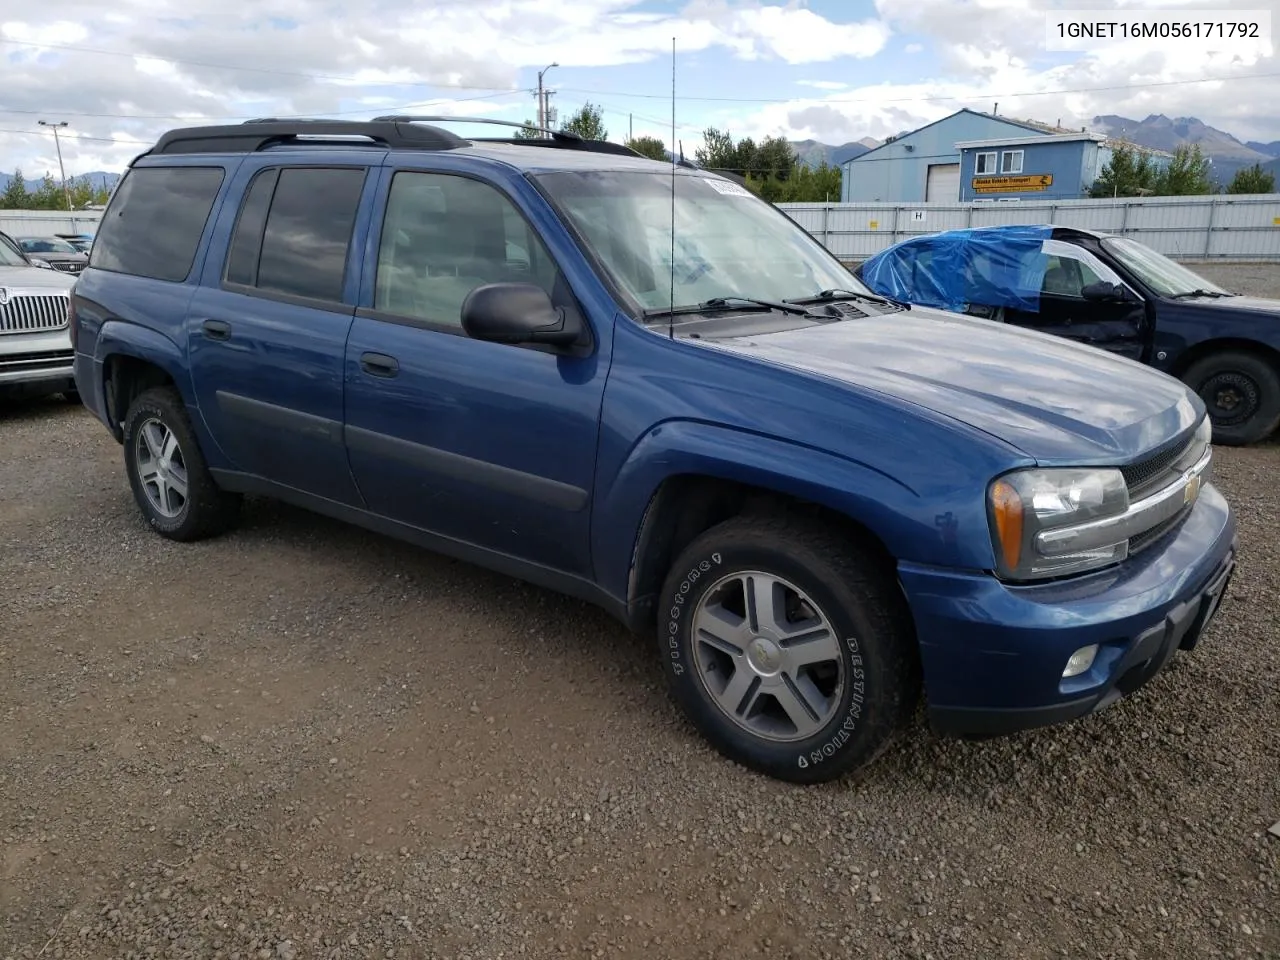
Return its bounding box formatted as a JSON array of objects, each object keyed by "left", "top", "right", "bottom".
[
  {"left": 122, "top": 386, "right": 241, "bottom": 541},
  {"left": 656, "top": 514, "right": 919, "bottom": 784},
  {"left": 1181, "top": 350, "right": 1280, "bottom": 446}
]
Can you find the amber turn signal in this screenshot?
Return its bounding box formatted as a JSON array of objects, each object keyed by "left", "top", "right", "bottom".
[{"left": 989, "top": 479, "right": 1024, "bottom": 571}]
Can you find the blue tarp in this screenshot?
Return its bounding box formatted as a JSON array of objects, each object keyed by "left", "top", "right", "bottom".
[{"left": 859, "top": 224, "right": 1055, "bottom": 314}]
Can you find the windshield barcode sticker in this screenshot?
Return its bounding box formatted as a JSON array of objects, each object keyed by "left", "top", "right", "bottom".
[{"left": 700, "top": 177, "right": 753, "bottom": 197}]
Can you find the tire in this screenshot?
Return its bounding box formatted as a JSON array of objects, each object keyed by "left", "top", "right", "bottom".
[
  {"left": 656, "top": 513, "right": 921, "bottom": 784},
  {"left": 1180, "top": 350, "right": 1280, "bottom": 446},
  {"left": 122, "top": 386, "right": 242, "bottom": 541}
]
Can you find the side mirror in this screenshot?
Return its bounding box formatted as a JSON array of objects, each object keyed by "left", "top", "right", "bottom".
[
  {"left": 461, "top": 282, "right": 580, "bottom": 347},
  {"left": 1081, "top": 281, "right": 1134, "bottom": 302}
]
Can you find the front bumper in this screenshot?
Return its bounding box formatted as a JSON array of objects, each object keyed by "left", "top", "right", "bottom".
[
  {"left": 899, "top": 481, "right": 1237, "bottom": 737},
  {"left": 0, "top": 328, "right": 74, "bottom": 389}
]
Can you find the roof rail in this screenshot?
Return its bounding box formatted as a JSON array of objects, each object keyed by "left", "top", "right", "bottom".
[
  {"left": 147, "top": 119, "right": 467, "bottom": 156},
  {"left": 373, "top": 114, "right": 644, "bottom": 158}
]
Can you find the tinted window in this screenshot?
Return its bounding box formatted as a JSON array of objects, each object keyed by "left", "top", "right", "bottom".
[
  {"left": 90, "top": 166, "right": 225, "bottom": 282},
  {"left": 373, "top": 172, "right": 558, "bottom": 326},
  {"left": 224, "top": 168, "right": 279, "bottom": 287},
  {"left": 255, "top": 167, "right": 366, "bottom": 303}
]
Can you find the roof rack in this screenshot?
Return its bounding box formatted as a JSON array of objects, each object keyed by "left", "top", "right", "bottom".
[
  {"left": 142, "top": 115, "right": 646, "bottom": 161},
  {"left": 148, "top": 119, "right": 468, "bottom": 157},
  {"left": 372, "top": 115, "right": 645, "bottom": 158}
]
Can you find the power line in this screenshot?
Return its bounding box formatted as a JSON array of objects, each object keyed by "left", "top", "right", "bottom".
[
  {"left": 0, "top": 126, "right": 151, "bottom": 145},
  {"left": 0, "top": 38, "right": 521, "bottom": 93},
  {"left": 558, "top": 70, "right": 1280, "bottom": 103},
  {"left": 0, "top": 91, "right": 525, "bottom": 123},
  {"left": 7, "top": 37, "right": 1276, "bottom": 107}
]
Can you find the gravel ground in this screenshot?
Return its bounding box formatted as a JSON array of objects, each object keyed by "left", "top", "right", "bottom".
[{"left": 1, "top": 262, "right": 1277, "bottom": 960}]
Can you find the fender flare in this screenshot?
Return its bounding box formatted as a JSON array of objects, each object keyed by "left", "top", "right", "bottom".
[{"left": 591, "top": 419, "right": 935, "bottom": 609}]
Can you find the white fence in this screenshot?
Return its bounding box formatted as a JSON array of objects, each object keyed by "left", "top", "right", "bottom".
[
  {"left": 1, "top": 209, "right": 103, "bottom": 237},
  {"left": 7, "top": 195, "right": 1280, "bottom": 262},
  {"left": 777, "top": 194, "right": 1280, "bottom": 262}
]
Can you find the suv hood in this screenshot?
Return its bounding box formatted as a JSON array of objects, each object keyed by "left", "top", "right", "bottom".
[
  {"left": 0, "top": 265, "right": 76, "bottom": 290},
  {"left": 701, "top": 305, "right": 1198, "bottom": 463}
]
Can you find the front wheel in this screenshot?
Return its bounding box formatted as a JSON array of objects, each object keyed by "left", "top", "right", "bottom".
[
  {"left": 122, "top": 386, "right": 242, "bottom": 541},
  {"left": 656, "top": 514, "right": 920, "bottom": 784},
  {"left": 1181, "top": 350, "right": 1280, "bottom": 446}
]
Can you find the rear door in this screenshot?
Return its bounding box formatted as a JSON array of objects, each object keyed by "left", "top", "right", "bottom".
[
  {"left": 188, "top": 155, "right": 379, "bottom": 504},
  {"left": 1003, "top": 239, "right": 1146, "bottom": 360}
]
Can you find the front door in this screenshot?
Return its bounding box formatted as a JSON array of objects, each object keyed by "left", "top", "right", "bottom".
[
  {"left": 1003, "top": 238, "right": 1146, "bottom": 360},
  {"left": 188, "top": 158, "right": 377, "bottom": 505},
  {"left": 342, "top": 167, "right": 609, "bottom": 576}
]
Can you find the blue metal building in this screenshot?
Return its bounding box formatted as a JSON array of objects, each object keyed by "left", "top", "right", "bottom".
[{"left": 840, "top": 109, "right": 1066, "bottom": 203}]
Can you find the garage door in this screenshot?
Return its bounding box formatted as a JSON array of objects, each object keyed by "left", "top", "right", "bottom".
[{"left": 925, "top": 163, "right": 960, "bottom": 202}]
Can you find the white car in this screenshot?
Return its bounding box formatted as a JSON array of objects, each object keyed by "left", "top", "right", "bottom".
[{"left": 0, "top": 238, "right": 78, "bottom": 402}]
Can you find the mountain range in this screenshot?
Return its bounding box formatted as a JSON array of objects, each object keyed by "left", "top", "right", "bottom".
[
  {"left": 2, "top": 115, "right": 1276, "bottom": 194},
  {"left": 789, "top": 114, "right": 1280, "bottom": 188},
  {"left": 0, "top": 170, "right": 121, "bottom": 194}
]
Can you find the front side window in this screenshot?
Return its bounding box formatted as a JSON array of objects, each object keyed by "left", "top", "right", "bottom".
[
  {"left": 373, "top": 171, "right": 558, "bottom": 327},
  {"left": 533, "top": 170, "right": 866, "bottom": 316},
  {"left": 1037, "top": 240, "right": 1121, "bottom": 298},
  {"left": 89, "top": 166, "right": 226, "bottom": 282},
  {"left": 975, "top": 152, "right": 997, "bottom": 175}
]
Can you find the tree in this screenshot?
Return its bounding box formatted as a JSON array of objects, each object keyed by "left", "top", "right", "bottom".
[
  {"left": 0, "top": 168, "right": 31, "bottom": 208},
  {"left": 694, "top": 127, "right": 737, "bottom": 169},
  {"left": 1089, "top": 143, "right": 1159, "bottom": 198},
  {"left": 512, "top": 119, "right": 542, "bottom": 140},
  {"left": 31, "top": 173, "right": 66, "bottom": 210},
  {"left": 625, "top": 135, "right": 668, "bottom": 161},
  {"left": 560, "top": 103, "right": 607, "bottom": 141},
  {"left": 1227, "top": 163, "right": 1277, "bottom": 194},
  {"left": 1157, "top": 144, "right": 1213, "bottom": 196}
]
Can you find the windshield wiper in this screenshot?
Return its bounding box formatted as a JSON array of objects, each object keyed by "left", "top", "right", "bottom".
[
  {"left": 1170, "top": 288, "right": 1232, "bottom": 299},
  {"left": 785, "top": 288, "right": 911, "bottom": 310},
  {"left": 643, "top": 296, "right": 820, "bottom": 319}
]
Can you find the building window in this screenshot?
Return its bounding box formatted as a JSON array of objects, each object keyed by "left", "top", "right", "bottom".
[
  {"left": 1000, "top": 150, "right": 1024, "bottom": 174},
  {"left": 974, "top": 152, "right": 997, "bottom": 175}
]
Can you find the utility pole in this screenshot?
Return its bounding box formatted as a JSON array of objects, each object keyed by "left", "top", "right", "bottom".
[
  {"left": 537, "top": 62, "right": 558, "bottom": 136},
  {"left": 38, "top": 120, "right": 72, "bottom": 210}
]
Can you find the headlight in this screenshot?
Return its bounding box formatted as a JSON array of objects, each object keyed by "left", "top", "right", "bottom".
[{"left": 988, "top": 467, "right": 1130, "bottom": 581}]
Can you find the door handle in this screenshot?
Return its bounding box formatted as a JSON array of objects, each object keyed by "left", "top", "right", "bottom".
[
  {"left": 202, "top": 319, "right": 232, "bottom": 341},
  {"left": 360, "top": 352, "right": 399, "bottom": 378}
]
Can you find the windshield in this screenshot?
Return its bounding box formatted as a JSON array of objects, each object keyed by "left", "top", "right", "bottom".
[
  {"left": 1100, "top": 236, "right": 1231, "bottom": 297},
  {"left": 21, "top": 237, "right": 79, "bottom": 254},
  {"left": 533, "top": 170, "right": 870, "bottom": 314}
]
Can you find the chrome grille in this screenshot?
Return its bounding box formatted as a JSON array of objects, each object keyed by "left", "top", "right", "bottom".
[
  {"left": 51, "top": 261, "right": 84, "bottom": 274},
  {"left": 0, "top": 294, "right": 71, "bottom": 335}
]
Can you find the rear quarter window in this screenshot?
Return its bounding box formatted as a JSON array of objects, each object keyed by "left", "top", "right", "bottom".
[{"left": 90, "top": 166, "right": 226, "bottom": 282}]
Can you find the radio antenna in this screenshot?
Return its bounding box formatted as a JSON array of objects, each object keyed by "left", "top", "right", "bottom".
[{"left": 668, "top": 35, "right": 676, "bottom": 341}]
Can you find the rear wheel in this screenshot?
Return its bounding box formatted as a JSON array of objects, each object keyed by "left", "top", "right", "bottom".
[
  {"left": 1181, "top": 350, "right": 1280, "bottom": 446},
  {"left": 656, "top": 513, "right": 920, "bottom": 784},
  {"left": 122, "top": 386, "right": 242, "bottom": 541}
]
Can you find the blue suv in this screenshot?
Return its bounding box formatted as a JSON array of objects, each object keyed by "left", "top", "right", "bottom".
[{"left": 72, "top": 117, "right": 1237, "bottom": 783}]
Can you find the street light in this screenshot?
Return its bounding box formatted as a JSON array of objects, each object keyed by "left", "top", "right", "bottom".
[
  {"left": 537, "top": 62, "right": 559, "bottom": 135},
  {"left": 37, "top": 120, "right": 72, "bottom": 211}
]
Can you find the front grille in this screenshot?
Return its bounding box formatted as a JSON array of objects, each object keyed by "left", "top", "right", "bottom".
[
  {"left": 1129, "top": 504, "right": 1192, "bottom": 555},
  {"left": 51, "top": 260, "right": 83, "bottom": 274},
  {"left": 0, "top": 295, "right": 71, "bottom": 335},
  {"left": 1121, "top": 430, "right": 1203, "bottom": 501}
]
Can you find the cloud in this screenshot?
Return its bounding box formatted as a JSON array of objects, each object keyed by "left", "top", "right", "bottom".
[
  {"left": 796, "top": 80, "right": 850, "bottom": 90},
  {"left": 0, "top": 0, "right": 893, "bottom": 176}
]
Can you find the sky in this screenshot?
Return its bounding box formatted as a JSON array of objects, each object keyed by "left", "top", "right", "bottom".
[{"left": 1, "top": 0, "right": 1277, "bottom": 179}]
